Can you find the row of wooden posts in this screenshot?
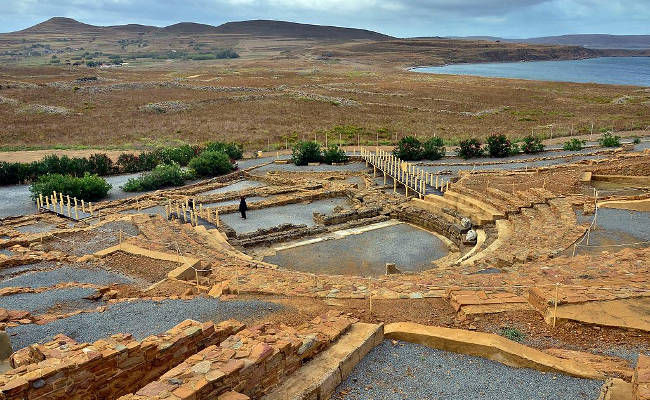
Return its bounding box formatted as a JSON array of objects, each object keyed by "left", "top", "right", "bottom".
[
  {"left": 360, "top": 147, "right": 450, "bottom": 198},
  {"left": 165, "top": 198, "right": 220, "bottom": 227},
  {"left": 37, "top": 191, "right": 94, "bottom": 220}
]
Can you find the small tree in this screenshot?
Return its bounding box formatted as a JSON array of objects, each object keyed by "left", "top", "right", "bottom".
[
  {"left": 188, "top": 151, "right": 234, "bottom": 177},
  {"left": 422, "top": 136, "right": 446, "bottom": 160},
  {"left": 563, "top": 138, "right": 586, "bottom": 151},
  {"left": 457, "top": 138, "right": 483, "bottom": 159},
  {"left": 599, "top": 132, "right": 621, "bottom": 147},
  {"left": 520, "top": 135, "right": 544, "bottom": 154},
  {"left": 393, "top": 136, "right": 424, "bottom": 160},
  {"left": 292, "top": 141, "right": 322, "bottom": 166},
  {"left": 322, "top": 145, "right": 348, "bottom": 164},
  {"left": 204, "top": 142, "right": 244, "bottom": 160},
  {"left": 486, "top": 134, "right": 514, "bottom": 158}
]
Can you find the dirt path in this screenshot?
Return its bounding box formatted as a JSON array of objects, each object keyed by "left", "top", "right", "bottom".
[{"left": 0, "top": 149, "right": 137, "bottom": 163}]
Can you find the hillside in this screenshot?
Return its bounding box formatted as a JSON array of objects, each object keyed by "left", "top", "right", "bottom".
[
  {"left": 17, "top": 17, "right": 106, "bottom": 34},
  {"left": 7, "top": 17, "right": 391, "bottom": 40},
  {"left": 213, "top": 20, "right": 392, "bottom": 40},
  {"left": 312, "top": 38, "right": 602, "bottom": 67},
  {"left": 453, "top": 34, "right": 650, "bottom": 50}
]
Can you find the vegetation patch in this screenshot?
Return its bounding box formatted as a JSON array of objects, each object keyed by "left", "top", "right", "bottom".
[
  {"left": 599, "top": 132, "right": 621, "bottom": 147},
  {"left": 122, "top": 163, "right": 195, "bottom": 192},
  {"left": 18, "top": 104, "right": 70, "bottom": 115},
  {"left": 140, "top": 101, "right": 190, "bottom": 113},
  {"left": 322, "top": 145, "right": 349, "bottom": 164},
  {"left": 563, "top": 138, "right": 586, "bottom": 151},
  {"left": 29, "top": 173, "right": 112, "bottom": 201},
  {"left": 486, "top": 134, "right": 517, "bottom": 158},
  {"left": 291, "top": 141, "right": 323, "bottom": 165},
  {"left": 498, "top": 326, "right": 525, "bottom": 343},
  {"left": 520, "top": 135, "right": 545, "bottom": 154},
  {"left": 457, "top": 138, "right": 484, "bottom": 159},
  {"left": 188, "top": 151, "right": 234, "bottom": 177}
]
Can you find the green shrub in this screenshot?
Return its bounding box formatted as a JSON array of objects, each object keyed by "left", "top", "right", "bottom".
[
  {"left": 30, "top": 173, "right": 111, "bottom": 201},
  {"left": 486, "top": 134, "right": 514, "bottom": 157},
  {"left": 599, "top": 132, "right": 621, "bottom": 147},
  {"left": 632, "top": 136, "right": 641, "bottom": 144},
  {"left": 204, "top": 142, "right": 244, "bottom": 160},
  {"left": 422, "top": 136, "right": 446, "bottom": 160},
  {"left": 87, "top": 153, "right": 115, "bottom": 175},
  {"left": 188, "top": 151, "right": 234, "bottom": 177},
  {"left": 116, "top": 153, "right": 143, "bottom": 173},
  {"left": 457, "top": 138, "right": 484, "bottom": 159},
  {"left": 122, "top": 163, "right": 194, "bottom": 192},
  {"left": 520, "top": 135, "right": 545, "bottom": 154},
  {"left": 0, "top": 162, "right": 31, "bottom": 185},
  {"left": 156, "top": 144, "right": 195, "bottom": 166},
  {"left": 393, "top": 136, "right": 424, "bottom": 160},
  {"left": 498, "top": 326, "right": 525, "bottom": 342},
  {"left": 292, "top": 141, "right": 323, "bottom": 166},
  {"left": 322, "top": 145, "right": 348, "bottom": 164},
  {"left": 563, "top": 138, "right": 586, "bottom": 151}
]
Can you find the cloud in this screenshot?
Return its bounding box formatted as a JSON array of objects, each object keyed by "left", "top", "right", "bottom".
[{"left": 1, "top": 0, "right": 648, "bottom": 37}]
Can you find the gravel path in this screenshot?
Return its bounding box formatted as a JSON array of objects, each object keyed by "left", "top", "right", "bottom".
[
  {"left": 0, "top": 287, "right": 99, "bottom": 314},
  {"left": 0, "top": 266, "right": 134, "bottom": 288},
  {"left": 333, "top": 340, "right": 602, "bottom": 400},
  {"left": 7, "top": 297, "right": 283, "bottom": 349},
  {"left": 46, "top": 220, "right": 140, "bottom": 256}
]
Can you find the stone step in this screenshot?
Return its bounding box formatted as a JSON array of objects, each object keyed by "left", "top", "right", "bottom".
[
  {"left": 443, "top": 190, "right": 505, "bottom": 221},
  {"left": 423, "top": 194, "right": 493, "bottom": 226},
  {"left": 457, "top": 187, "right": 518, "bottom": 215},
  {"left": 409, "top": 198, "right": 459, "bottom": 225},
  {"left": 486, "top": 188, "right": 530, "bottom": 210},
  {"left": 261, "top": 323, "right": 384, "bottom": 400}
]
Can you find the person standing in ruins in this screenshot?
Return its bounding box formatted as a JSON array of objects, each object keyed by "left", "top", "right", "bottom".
[{"left": 239, "top": 196, "right": 248, "bottom": 219}]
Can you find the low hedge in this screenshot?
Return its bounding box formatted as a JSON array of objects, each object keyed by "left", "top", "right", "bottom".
[
  {"left": 122, "top": 163, "right": 195, "bottom": 192},
  {"left": 322, "top": 145, "right": 348, "bottom": 164},
  {"left": 29, "top": 173, "right": 112, "bottom": 201},
  {"left": 292, "top": 141, "right": 323, "bottom": 166}
]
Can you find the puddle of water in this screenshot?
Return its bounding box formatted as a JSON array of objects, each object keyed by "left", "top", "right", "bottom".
[
  {"left": 198, "top": 180, "right": 265, "bottom": 196},
  {"left": 220, "top": 197, "right": 347, "bottom": 235},
  {"left": 573, "top": 208, "right": 650, "bottom": 255},
  {"left": 15, "top": 221, "right": 57, "bottom": 234},
  {"left": 263, "top": 222, "right": 448, "bottom": 277}
]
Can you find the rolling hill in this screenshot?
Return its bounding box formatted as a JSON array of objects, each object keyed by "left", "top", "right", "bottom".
[{"left": 8, "top": 17, "right": 392, "bottom": 40}]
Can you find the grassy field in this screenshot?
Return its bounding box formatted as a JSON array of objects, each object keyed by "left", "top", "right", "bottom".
[{"left": 0, "top": 29, "right": 648, "bottom": 152}]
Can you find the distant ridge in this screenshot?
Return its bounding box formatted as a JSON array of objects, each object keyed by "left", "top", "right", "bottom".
[
  {"left": 9, "top": 17, "right": 393, "bottom": 40},
  {"left": 18, "top": 17, "right": 105, "bottom": 34},
  {"left": 213, "top": 20, "right": 392, "bottom": 40},
  {"left": 452, "top": 34, "right": 650, "bottom": 49}
]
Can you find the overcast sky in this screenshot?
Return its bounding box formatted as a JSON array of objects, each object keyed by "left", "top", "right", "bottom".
[{"left": 1, "top": 0, "right": 649, "bottom": 37}]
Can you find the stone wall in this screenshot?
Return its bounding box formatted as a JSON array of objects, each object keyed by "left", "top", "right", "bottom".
[
  {"left": 394, "top": 206, "right": 464, "bottom": 245},
  {"left": 634, "top": 354, "right": 650, "bottom": 400},
  {"left": 313, "top": 206, "right": 382, "bottom": 226},
  {"left": 0, "top": 319, "right": 245, "bottom": 400},
  {"left": 118, "top": 311, "right": 357, "bottom": 400}
]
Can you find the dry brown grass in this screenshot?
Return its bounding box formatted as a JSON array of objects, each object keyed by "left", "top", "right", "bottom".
[{"left": 0, "top": 50, "right": 648, "bottom": 151}]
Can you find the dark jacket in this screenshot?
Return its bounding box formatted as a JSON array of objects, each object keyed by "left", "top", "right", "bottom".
[{"left": 238, "top": 198, "right": 248, "bottom": 212}]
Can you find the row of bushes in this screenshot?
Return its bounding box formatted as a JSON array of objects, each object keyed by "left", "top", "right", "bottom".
[
  {"left": 122, "top": 150, "right": 236, "bottom": 192},
  {"left": 291, "top": 142, "right": 349, "bottom": 166},
  {"left": 1, "top": 142, "right": 243, "bottom": 186},
  {"left": 393, "top": 136, "right": 446, "bottom": 161},
  {"left": 29, "top": 173, "right": 112, "bottom": 202},
  {"left": 456, "top": 134, "right": 545, "bottom": 160}
]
